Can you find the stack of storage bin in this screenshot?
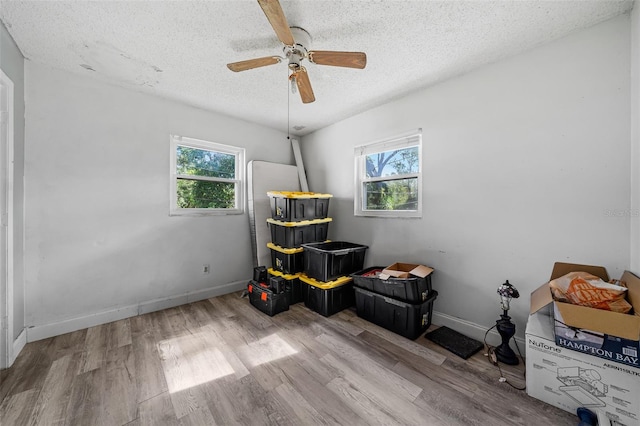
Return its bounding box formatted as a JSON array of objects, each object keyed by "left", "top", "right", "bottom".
[
  {"left": 247, "top": 191, "right": 332, "bottom": 316},
  {"left": 248, "top": 191, "right": 369, "bottom": 318},
  {"left": 299, "top": 241, "right": 368, "bottom": 316},
  {"left": 351, "top": 264, "right": 438, "bottom": 339}
]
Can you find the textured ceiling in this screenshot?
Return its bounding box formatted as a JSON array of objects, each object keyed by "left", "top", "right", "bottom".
[{"left": 0, "top": 0, "right": 634, "bottom": 136}]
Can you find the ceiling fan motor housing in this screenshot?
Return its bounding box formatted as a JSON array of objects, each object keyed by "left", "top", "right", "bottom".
[{"left": 285, "top": 26, "right": 311, "bottom": 70}]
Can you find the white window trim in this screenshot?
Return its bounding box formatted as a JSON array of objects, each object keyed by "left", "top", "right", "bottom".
[
  {"left": 170, "top": 134, "right": 245, "bottom": 216},
  {"left": 354, "top": 129, "right": 422, "bottom": 218}
]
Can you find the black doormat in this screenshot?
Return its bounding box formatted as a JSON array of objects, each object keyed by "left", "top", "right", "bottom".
[{"left": 424, "top": 326, "right": 484, "bottom": 360}]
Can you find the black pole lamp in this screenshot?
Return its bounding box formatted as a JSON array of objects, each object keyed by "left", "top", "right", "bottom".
[{"left": 495, "top": 280, "right": 520, "bottom": 365}]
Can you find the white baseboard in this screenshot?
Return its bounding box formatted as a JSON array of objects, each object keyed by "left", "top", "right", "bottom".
[
  {"left": 10, "top": 328, "right": 26, "bottom": 366},
  {"left": 26, "top": 280, "right": 247, "bottom": 343},
  {"left": 431, "top": 310, "right": 526, "bottom": 357}
]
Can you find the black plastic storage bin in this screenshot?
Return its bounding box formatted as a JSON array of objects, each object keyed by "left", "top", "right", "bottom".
[
  {"left": 267, "top": 242, "right": 304, "bottom": 274},
  {"left": 267, "top": 218, "right": 331, "bottom": 249},
  {"left": 268, "top": 191, "right": 332, "bottom": 222},
  {"left": 247, "top": 281, "right": 290, "bottom": 316},
  {"left": 354, "top": 287, "right": 438, "bottom": 339},
  {"left": 351, "top": 266, "right": 433, "bottom": 304},
  {"left": 302, "top": 241, "right": 368, "bottom": 282},
  {"left": 268, "top": 268, "right": 304, "bottom": 304},
  {"left": 300, "top": 274, "right": 354, "bottom": 317}
]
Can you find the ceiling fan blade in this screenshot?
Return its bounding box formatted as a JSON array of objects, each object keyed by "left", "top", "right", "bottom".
[
  {"left": 293, "top": 67, "right": 315, "bottom": 104},
  {"left": 227, "top": 56, "right": 281, "bottom": 72},
  {"left": 308, "top": 51, "right": 367, "bottom": 69},
  {"left": 257, "top": 0, "right": 295, "bottom": 46}
]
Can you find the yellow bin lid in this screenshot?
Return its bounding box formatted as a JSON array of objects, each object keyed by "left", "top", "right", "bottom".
[
  {"left": 267, "top": 242, "right": 304, "bottom": 254},
  {"left": 267, "top": 191, "right": 333, "bottom": 199},
  {"left": 268, "top": 268, "right": 300, "bottom": 280},
  {"left": 266, "top": 217, "right": 332, "bottom": 227},
  {"left": 299, "top": 273, "right": 352, "bottom": 289}
]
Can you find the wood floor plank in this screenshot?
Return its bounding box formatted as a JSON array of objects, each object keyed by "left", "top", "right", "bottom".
[
  {"left": 138, "top": 391, "right": 178, "bottom": 426},
  {"left": 277, "top": 359, "right": 366, "bottom": 426},
  {"left": 322, "top": 353, "right": 442, "bottom": 426},
  {"left": 344, "top": 313, "right": 447, "bottom": 366},
  {"left": 326, "top": 377, "right": 402, "bottom": 426},
  {"left": 101, "top": 345, "right": 137, "bottom": 425},
  {"left": 359, "top": 329, "right": 479, "bottom": 398},
  {"left": 64, "top": 368, "right": 105, "bottom": 426},
  {"left": 79, "top": 324, "right": 108, "bottom": 374},
  {"left": 273, "top": 381, "right": 335, "bottom": 426},
  {"left": 115, "top": 318, "right": 133, "bottom": 348},
  {"left": 392, "top": 360, "right": 512, "bottom": 426},
  {"left": 205, "top": 374, "right": 272, "bottom": 425},
  {"left": 156, "top": 334, "right": 211, "bottom": 419},
  {"left": 201, "top": 324, "right": 250, "bottom": 380},
  {"left": 29, "top": 353, "right": 79, "bottom": 426},
  {"left": 1, "top": 338, "right": 54, "bottom": 401},
  {"left": 178, "top": 406, "right": 219, "bottom": 426},
  {"left": 316, "top": 333, "right": 422, "bottom": 402},
  {"left": 207, "top": 294, "right": 237, "bottom": 319},
  {"left": 130, "top": 314, "right": 168, "bottom": 403},
  {"left": 0, "top": 388, "right": 39, "bottom": 426}
]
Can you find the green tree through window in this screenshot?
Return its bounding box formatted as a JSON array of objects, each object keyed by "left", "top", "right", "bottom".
[
  {"left": 176, "top": 147, "right": 236, "bottom": 208},
  {"left": 170, "top": 135, "right": 245, "bottom": 215},
  {"left": 365, "top": 147, "right": 419, "bottom": 211}
]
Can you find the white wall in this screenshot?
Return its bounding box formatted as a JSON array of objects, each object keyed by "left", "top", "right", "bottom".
[
  {"left": 0, "top": 22, "right": 26, "bottom": 352},
  {"left": 301, "top": 15, "right": 632, "bottom": 341},
  {"left": 631, "top": 1, "right": 640, "bottom": 273},
  {"left": 24, "top": 63, "right": 293, "bottom": 340}
]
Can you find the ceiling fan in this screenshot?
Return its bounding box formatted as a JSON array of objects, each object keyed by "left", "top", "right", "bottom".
[{"left": 227, "top": 0, "right": 367, "bottom": 104}]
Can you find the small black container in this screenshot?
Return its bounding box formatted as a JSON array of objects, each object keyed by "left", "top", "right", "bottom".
[
  {"left": 354, "top": 287, "right": 438, "bottom": 340},
  {"left": 302, "top": 241, "right": 368, "bottom": 282},
  {"left": 351, "top": 266, "right": 433, "bottom": 304},
  {"left": 300, "top": 274, "right": 354, "bottom": 317},
  {"left": 247, "top": 280, "right": 290, "bottom": 316},
  {"left": 267, "top": 218, "right": 331, "bottom": 249}
]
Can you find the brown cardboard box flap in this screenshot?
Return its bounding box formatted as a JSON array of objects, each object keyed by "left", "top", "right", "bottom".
[
  {"left": 550, "top": 262, "right": 608, "bottom": 281},
  {"left": 380, "top": 263, "right": 434, "bottom": 279},
  {"left": 621, "top": 270, "right": 640, "bottom": 316},
  {"left": 555, "top": 302, "right": 640, "bottom": 341},
  {"left": 530, "top": 284, "right": 553, "bottom": 315}
]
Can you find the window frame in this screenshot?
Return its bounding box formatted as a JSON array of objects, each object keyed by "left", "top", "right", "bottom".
[
  {"left": 354, "top": 130, "right": 423, "bottom": 218},
  {"left": 170, "top": 134, "right": 245, "bottom": 216}
]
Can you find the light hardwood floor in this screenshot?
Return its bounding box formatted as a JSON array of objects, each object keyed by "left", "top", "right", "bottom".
[{"left": 0, "top": 292, "right": 576, "bottom": 425}]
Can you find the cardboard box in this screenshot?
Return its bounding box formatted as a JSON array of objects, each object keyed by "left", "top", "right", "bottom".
[
  {"left": 526, "top": 311, "right": 640, "bottom": 426},
  {"left": 530, "top": 262, "right": 640, "bottom": 368},
  {"left": 379, "top": 263, "right": 434, "bottom": 280}
]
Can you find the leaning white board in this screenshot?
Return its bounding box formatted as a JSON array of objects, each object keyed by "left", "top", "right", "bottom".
[{"left": 247, "top": 160, "right": 301, "bottom": 268}]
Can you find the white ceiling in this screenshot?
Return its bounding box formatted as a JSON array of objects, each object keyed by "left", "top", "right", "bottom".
[{"left": 0, "top": 0, "right": 634, "bottom": 136}]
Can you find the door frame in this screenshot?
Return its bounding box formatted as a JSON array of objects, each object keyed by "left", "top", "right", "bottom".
[{"left": 0, "top": 69, "right": 15, "bottom": 369}]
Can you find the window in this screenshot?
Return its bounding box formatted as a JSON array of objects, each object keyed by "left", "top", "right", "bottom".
[
  {"left": 354, "top": 130, "right": 422, "bottom": 218},
  {"left": 170, "top": 135, "right": 245, "bottom": 215}
]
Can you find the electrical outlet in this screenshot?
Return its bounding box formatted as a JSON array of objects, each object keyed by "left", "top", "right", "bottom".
[{"left": 203, "top": 264, "right": 210, "bottom": 274}]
